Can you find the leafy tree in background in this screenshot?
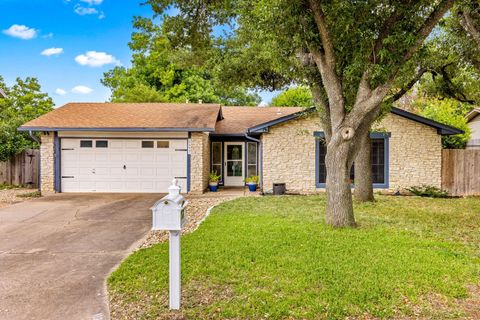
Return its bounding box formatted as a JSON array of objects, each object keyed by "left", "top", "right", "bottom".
[
  {"left": 415, "top": 98, "right": 471, "bottom": 149},
  {"left": 146, "top": 0, "right": 454, "bottom": 227},
  {"left": 419, "top": 1, "right": 480, "bottom": 105},
  {"left": 0, "top": 76, "right": 53, "bottom": 161},
  {"left": 102, "top": 17, "right": 260, "bottom": 106},
  {"left": 270, "top": 87, "right": 313, "bottom": 107}
]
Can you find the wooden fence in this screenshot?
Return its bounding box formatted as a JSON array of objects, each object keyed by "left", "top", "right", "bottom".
[
  {"left": 442, "top": 149, "right": 480, "bottom": 196},
  {"left": 0, "top": 149, "right": 39, "bottom": 188}
]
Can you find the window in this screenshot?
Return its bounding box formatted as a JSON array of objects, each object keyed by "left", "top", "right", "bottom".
[
  {"left": 247, "top": 142, "right": 257, "bottom": 177},
  {"left": 211, "top": 142, "right": 222, "bottom": 180},
  {"left": 142, "top": 141, "right": 154, "bottom": 148},
  {"left": 80, "top": 140, "right": 92, "bottom": 148},
  {"left": 157, "top": 141, "right": 169, "bottom": 148},
  {"left": 316, "top": 133, "right": 389, "bottom": 188},
  {"left": 96, "top": 140, "right": 108, "bottom": 148}
]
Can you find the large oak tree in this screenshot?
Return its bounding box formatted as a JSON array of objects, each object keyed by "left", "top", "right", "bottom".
[{"left": 148, "top": 0, "right": 455, "bottom": 227}]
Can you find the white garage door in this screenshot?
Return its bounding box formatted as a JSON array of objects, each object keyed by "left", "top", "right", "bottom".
[{"left": 60, "top": 138, "right": 188, "bottom": 193}]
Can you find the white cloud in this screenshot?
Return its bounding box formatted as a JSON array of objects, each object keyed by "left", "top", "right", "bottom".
[
  {"left": 98, "top": 11, "right": 106, "bottom": 19},
  {"left": 3, "top": 24, "right": 37, "bottom": 40},
  {"left": 72, "top": 86, "right": 93, "bottom": 94},
  {"left": 41, "top": 48, "right": 64, "bottom": 57},
  {"left": 74, "top": 51, "right": 120, "bottom": 67},
  {"left": 55, "top": 88, "right": 67, "bottom": 96},
  {"left": 80, "top": 0, "right": 103, "bottom": 4},
  {"left": 74, "top": 5, "right": 98, "bottom": 15},
  {"left": 42, "top": 32, "right": 54, "bottom": 39}
]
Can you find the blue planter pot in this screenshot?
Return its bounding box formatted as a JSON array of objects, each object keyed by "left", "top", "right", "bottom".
[
  {"left": 209, "top": 184, "right": 218, "bottom": 192},
  {"left": 247, "top": 183, "right": 257, "bottom": 192}
]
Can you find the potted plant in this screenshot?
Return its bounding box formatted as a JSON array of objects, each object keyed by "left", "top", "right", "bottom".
[
  {"left": 245, "top": 175, "right": 259, "bottom": 192},
  {"left": 208, "top": 171, "right": 221, "bottom": 192}
]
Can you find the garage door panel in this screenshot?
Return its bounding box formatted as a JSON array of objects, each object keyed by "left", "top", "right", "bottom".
[
  {"left": 140, "top": 153, "right": 155, "bottom": 161},
  {"left": 171, "top": 140, "right": 187, "bottom": 149},
  {"left": 61, "top": 138, "right": 188, "bottom": 193},
  {"left": 62, "top": 140, "right": 77, "bottom": 148},
  {"left": 124, "top": 141, "right": 139, "bottom": 149}
]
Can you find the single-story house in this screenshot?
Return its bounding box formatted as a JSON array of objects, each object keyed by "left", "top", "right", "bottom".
[
  {"left": 466, "top": 108, "right": 480, "bottom": 149},
  {"left": 19, "top": 102, "right": 462, "bottom": 194}
]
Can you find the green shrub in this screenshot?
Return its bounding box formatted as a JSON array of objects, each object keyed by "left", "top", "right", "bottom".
[{"left": 406, "top": 185, "right": 449, "bottom": 198}]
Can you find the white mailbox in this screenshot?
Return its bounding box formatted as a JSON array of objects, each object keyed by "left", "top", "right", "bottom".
[
  {"left": 150, "top": 179, "right": 188, "bottom": 310},
  {"left": 151, "top": 180, "right": 188, "bottom": 231}
]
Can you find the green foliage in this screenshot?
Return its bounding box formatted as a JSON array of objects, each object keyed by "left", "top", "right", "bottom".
[
  {"left": 244, "top": 175, "right": 259, "bottom": 184},
  {"left": 418, "top": 4, "right": 480, "bottom": 105},
  {"left": 146, "top": 0, "right": 452, "bottom": 110},
  {"left": 209, "top": 170, "right": 221, "bottom": 183},
  {"left": 17, "top": 190, "right": 41, "bottom": 198},
  {"left": 109, "top": 195, "right": 480, "bottom": 319},
  {"left": 0, "top": 76, "right": 53, "bottom": 161},
  {"left": 102, "top": 17, "right": 260, "bottom": 106},
  {"left": 270, "top": 86, "right": 313, "bottom": 107},
  {"left": 406, "top": 185, "right": 450, "bottom": 198},
  {"left": 414, "top": 98, "right": 471, "bottom": 149}
]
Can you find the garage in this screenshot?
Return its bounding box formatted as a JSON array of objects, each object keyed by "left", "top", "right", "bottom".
[{"left": 60, "top": 138, "right": 188, "bottom": 193}]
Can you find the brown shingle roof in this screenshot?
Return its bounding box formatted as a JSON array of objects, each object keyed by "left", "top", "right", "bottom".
[
  {"left": 214, "top": 106, "right": 304, "bottom": 135},
  {"left": 20, "top": 103, "right": 222, "bottom": 131}
]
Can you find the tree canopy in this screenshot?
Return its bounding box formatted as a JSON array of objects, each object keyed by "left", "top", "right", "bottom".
[
  {"left": 270, "top": 87, "right": 314, "bottom": 107},
  {"left": 102, "top": 17, "right": 261, "bottom": 106},
  {"left": 0, "top": 76, "right": 53, "bottom": 161}
]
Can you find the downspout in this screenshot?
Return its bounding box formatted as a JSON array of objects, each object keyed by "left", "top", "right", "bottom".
[
  {"left": 244, "top": 132, "right": 263, "bottom": 191},
  {"left": 28, "top": 130, "right": 41, "bottom": 192}
]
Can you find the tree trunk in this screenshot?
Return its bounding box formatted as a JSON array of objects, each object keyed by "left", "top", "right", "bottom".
[
  {"left": 325, "top": 137, "right": 357, "bottom": 227},
  {"left": 354, "top": 132, "right": 375, "bottom": 202}
]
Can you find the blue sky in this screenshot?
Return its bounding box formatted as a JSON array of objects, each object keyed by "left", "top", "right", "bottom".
[{"left": 0, "top": 0, "right": 278, "bottom": 107}]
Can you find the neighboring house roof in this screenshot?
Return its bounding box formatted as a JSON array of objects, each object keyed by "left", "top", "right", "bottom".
[
  {"left": 466, "top": 108, "right": 480, "bottom": 122},
  {"left": 247, "top": 107, "right": 463, "bottom": 136},
  {"left": 214, "top": 106, "right": 303, "bottom": 135},
  {"left": 19, "top": 103, "right": 222, "bottom": 132},
  {"left": 0, "top": 88, "right": 6, "bottom": 98}
]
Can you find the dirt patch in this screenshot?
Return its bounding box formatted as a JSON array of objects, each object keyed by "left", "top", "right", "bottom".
[{"left": 0, "top": 188, "right": 39, "bottom": 209}]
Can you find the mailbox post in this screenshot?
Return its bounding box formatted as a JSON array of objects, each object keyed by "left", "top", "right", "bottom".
[{"left": 151, "top": 179, "right": 188, "bottom": 310}]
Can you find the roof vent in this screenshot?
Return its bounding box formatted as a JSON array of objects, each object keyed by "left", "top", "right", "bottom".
[
  {"left": 276, "top": 108, "right": 282, "bottom": 115},
  {"left": 198, "top": 99, "right": 203, "bottom": 104}
]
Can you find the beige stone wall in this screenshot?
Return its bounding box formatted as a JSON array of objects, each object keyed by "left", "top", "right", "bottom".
[
  {"left": 40, "top": 132, "right": 55, "bottom": 194},
  {"left": 190, "top": 132, "right": 210, "bottom": 193},
  {"left": 261, "top": 113, "right": 442, "bottom": 193}
]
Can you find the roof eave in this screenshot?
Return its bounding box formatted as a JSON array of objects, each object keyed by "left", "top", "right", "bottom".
[
  {"left": 247, "top": 107, "right": 316, "bottom": 133},
  {"left": 390, "top": 108, "right": 464, "bottom": 136},
  {"left": 18, "top": 127, "right": 215, "bottom": 132}
]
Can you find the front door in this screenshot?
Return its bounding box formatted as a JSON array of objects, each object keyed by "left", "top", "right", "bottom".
[{"left": 224, "top": 142, "right": 244, "bottom": 186}]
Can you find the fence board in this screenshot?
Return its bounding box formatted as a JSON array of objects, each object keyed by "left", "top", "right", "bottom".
[
  {"left": 0, "top": 149, "right": 39, "bottom": 188},
  {"left": 442, "top": 149, "right": 480, "bottom": 196}
]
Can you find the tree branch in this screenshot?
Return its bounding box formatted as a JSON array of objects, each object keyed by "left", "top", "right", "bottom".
[
  {"left": 459, "top": 9, "right": 480, "bottom": 48},
  {"left": 403, "top": 0, "right": 455, "bottom": 62},
  {"left": 305, "top": 1, "right": 345, "bottom": 129},
  {"left": 389, "top": 67, "right": 426, "bottom": 103}
]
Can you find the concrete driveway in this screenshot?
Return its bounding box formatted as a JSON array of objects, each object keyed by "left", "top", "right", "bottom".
[{"left": 0, "top": 193, "right": 162, "bottom": 320}]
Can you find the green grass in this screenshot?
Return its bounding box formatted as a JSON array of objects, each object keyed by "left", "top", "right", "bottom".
[{"left": 109, "top": 195, "right": 480, "bottom": 319}]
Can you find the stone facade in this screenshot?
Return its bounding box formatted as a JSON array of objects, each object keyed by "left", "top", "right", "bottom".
[
  {"left": 190, "top": 132, "right": 210, "bottom": 193},
  {"left": 40, "top": 132, "right": 55, "bottom": 194},
  {"left": 261, "top": 113, "right": 442, "bottom": 193}
]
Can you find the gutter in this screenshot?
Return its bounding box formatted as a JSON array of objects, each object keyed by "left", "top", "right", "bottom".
[
  {"left": 28, "top": 130, "right": 41, "bottom": 192},
  {"left": 28, "top": 130, "right": 40, "bottom": 144},
  {"left": 244, "top": 133, "right": 263, "bottom": 191}
]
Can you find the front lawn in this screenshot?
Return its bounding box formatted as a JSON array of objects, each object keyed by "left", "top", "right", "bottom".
[{"left": 109, "top": 195, "right": 480, "bottom": 319}]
